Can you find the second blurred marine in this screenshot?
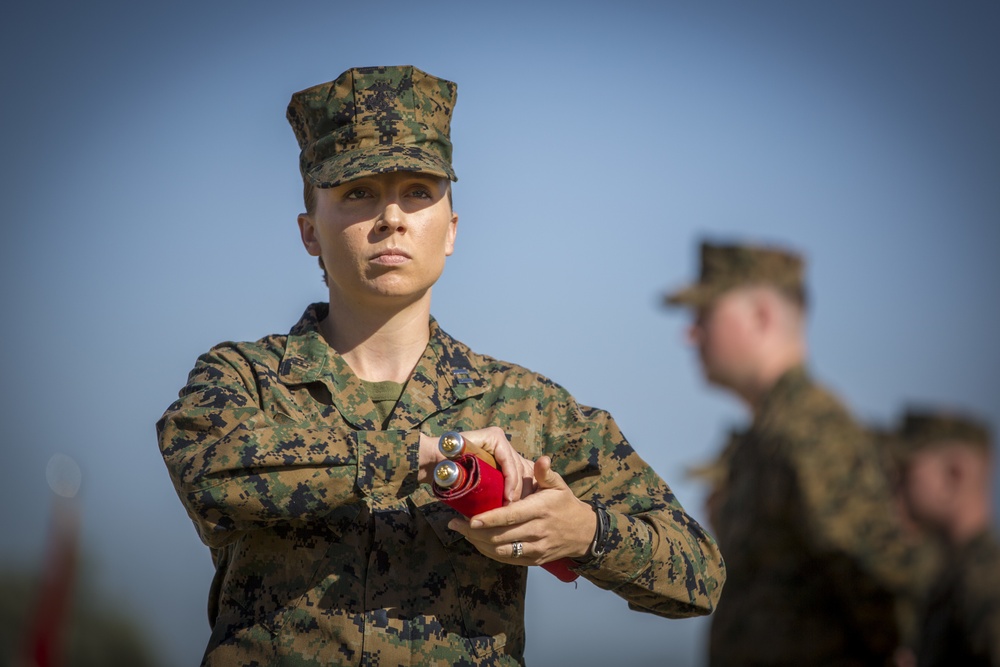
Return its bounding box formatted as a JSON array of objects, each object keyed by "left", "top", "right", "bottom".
[
  {"left": 663, "top": 240, "right": 928, "bottom": 666},
  {"left": 892, "top": 408, "right": 1000, "bottom": 666}
]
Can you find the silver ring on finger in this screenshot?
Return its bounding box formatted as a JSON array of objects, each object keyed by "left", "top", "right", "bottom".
[{"left": 511, "top": 541, "right": 524, "bottom": 558}]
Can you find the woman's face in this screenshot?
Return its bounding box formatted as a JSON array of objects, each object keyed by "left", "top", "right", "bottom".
[{"left": 298, "top": 171, "right": 457, "bottom": 308}]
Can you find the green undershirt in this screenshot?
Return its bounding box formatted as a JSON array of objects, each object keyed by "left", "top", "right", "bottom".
[{"left": 361, "top": 379, "right": 405, "bottom": 429}]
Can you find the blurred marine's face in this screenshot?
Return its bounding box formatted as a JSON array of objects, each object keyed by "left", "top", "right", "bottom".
[
  {"left": 687, "top": 289, "right": 758, "bottom": 391},
  {"left": 901, "top": 449, "right": 952, "bottom": 530}
]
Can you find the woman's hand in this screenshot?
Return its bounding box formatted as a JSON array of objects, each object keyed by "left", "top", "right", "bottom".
[{"left": 447, "top": 456, "right": 597, "bottom": 565}]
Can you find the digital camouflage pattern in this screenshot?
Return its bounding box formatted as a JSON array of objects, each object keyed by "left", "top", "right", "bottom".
[
  {"left": 287, "top": 66, "right": 458, "bottom": 188},
  {"left": 707, "top": 367, "right": 929, "bottom": 666},
  {"left": 157, "top": 304, "right": 726, "bottom": 666},
  {"left": 663, "top": 240, "right": 805, "bottom": 308},
  {"left": 916, "top": 530, "right": 1000, "bottom": 666}
]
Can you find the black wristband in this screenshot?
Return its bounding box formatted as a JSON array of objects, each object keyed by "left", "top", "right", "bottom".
[{"left": 574, "top": 498, "right": 610, "bottom": 564}]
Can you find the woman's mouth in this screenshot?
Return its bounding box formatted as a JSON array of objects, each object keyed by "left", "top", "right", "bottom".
[{"left": 371, "top": 249, "right": 411, "bottom": 265}]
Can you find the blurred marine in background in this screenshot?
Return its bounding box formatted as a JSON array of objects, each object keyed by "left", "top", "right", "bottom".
[
  {"left": 663, "top": 240, "right": 928, "bottom": 666},
  {"left": 892, "top": 408, "right": 1000, "bottom": 666}
]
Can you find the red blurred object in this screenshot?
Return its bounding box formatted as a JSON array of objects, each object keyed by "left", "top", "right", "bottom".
[
  {"left": 21, "top": 496, "right": 80, "bottom": 667},
  {"left": 432, "top": 454, "right": 579, "bottom": 582}
]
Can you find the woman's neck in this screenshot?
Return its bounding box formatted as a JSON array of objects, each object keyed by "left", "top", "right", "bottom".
[{"left": 321, "top": 291, "right": 433, "bottom": 383}]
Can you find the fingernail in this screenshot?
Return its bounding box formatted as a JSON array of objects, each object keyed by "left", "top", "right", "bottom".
[{"left": 470, "top": 519, "right": 483, "bottom": 528}]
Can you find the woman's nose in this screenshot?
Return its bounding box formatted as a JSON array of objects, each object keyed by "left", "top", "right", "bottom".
[{"left": 375, "top": 202, "right": 406, "bottom": 233}]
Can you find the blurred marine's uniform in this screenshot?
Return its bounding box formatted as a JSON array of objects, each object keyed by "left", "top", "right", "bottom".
[
  {"left": 918, "top": 532, "right": 1000, "bottom": 666},
  {"left": 706, "top": 367, "right": 918, "bottom": 665}
]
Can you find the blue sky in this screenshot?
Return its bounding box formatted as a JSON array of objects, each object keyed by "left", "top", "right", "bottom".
[{"left": 2, "top": 2, "right": 998, "bottom": 665}]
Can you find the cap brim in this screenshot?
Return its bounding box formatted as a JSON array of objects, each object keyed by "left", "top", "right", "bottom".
[
  {"left": 662, "top": 283, "right": 716, "bottom": 308},
  {"left": 306, "top": 144, "right": 457, "bottom": 188}
]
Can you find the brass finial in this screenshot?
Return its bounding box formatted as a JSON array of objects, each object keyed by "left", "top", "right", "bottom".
[{"left": 439, "top": 431, "right": 465, "bottom": 458}]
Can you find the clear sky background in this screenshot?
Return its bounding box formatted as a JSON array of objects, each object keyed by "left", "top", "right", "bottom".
[{"left": 1, "top": 2, "right": 998, "bottom": 666}]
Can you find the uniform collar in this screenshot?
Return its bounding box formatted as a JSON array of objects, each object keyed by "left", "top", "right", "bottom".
[{"left": 278, "top": 303, "right": 487, "bottom": 428}]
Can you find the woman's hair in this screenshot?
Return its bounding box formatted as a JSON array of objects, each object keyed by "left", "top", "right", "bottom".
[{"left": 303, "top": 179, "right": 318, "bottom": 215}]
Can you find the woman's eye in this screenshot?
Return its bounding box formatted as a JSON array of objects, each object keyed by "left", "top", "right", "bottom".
[
  {"left": 344, "top": 188, "right": 370, "bottom": 200},
  {"left": 409, "top": 187, "right": 432, "bottom": 199}
]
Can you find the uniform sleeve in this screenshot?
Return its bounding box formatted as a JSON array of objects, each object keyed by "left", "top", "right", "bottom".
[
  {"left": 546, "top": 403, "right": 726, "bottom": 618},
  {"left": 156, "top": 345, "right": 420, "bottom": 549}
]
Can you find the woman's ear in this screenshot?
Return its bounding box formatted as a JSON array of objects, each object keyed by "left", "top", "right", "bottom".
[{"left": 298, "top": 213, "right": 321, "bottom": 257}]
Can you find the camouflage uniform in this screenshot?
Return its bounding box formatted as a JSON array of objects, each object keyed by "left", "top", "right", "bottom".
[
  {"left": 707, "top": 367, "right": 921, "bottom": 665},
  {"left": 157, "top": 305, "right": 725, "bottom": 665},
  {"left": 894, "top": 410, "right": 1000, "bottom": 666},
  {"left": 664, "top": 242, "right": 925, "bottom": 666},
  {"left": 916, "top": 531, "right": 1000, "bottom": 666}
]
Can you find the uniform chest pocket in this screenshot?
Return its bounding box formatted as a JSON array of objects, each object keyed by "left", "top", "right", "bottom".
[{"left": 256, "top": 383, "right": 358, "bottom": 465}]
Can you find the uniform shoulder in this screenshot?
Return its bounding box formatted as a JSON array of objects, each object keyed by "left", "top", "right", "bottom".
[
  {"left": 762, "top": 370, "right": 865, "bottom": 448},
  {"left": 200, "top": 331, "right": 290, "bottom": 366},
  {"left": 465, "top": 344, "right": 568, "bottom": 392},
  {"left": 437, "top": 327, "right": 574, "bottom": 399},
  {"left": 784, "top": 371, "right": 856, "bottom": 421},
  {"left": 198, "top": 305, "right": 327, "bottom": 370}
]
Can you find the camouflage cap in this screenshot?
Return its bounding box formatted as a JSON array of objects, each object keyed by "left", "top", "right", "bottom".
[
  {"left": 286, "top": 65, "right": 457, "bottom": 188},
  {"left": 895, "top": 407, "right": 993, "bottom": 459},
  {"left": 663, "top": 240, "right": 806, "bottom": 308}
]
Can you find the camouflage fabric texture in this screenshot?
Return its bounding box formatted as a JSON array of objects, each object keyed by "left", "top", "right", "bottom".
[
  {"left": 286, "top": 65, "right": 458, "bottom": 188},
  {"left": 663, "top": 240, "right": 805, "bottom": 308},
  {"left": 916, "top": 530, "right": 1000, "bottom": 666},
  {"left": 157, "top": 304, "right": 726, "bottom": 666},
  {"left": 707, "top": 367, "right": 930, "bottom": 666}
]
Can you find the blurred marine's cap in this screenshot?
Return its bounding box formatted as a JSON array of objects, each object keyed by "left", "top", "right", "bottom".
[
  {"left": 287, "top": 65, "right": 458, "bottom": 188},
  {"left": 663, "top": 241, "right": 805, "bottom": 308},
  {"left": 896, "top": 408, "right": 993, "bottom": 458}
]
